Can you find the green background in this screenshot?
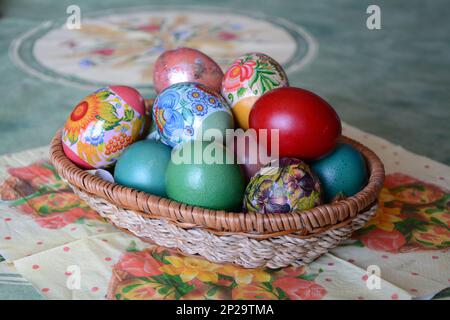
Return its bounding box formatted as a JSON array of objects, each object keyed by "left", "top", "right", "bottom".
[{"left": 1, "top": 0, "right": 449, "bottom": 164}]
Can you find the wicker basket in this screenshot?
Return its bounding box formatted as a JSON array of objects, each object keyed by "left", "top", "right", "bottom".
[{"left": 50, "top": 128, "right": 384, "bottom": 269}]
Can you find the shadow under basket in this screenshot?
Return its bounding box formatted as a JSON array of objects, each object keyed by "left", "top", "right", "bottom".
[{"left": 50, "top": 129, "right": 385, "bottom": 269}]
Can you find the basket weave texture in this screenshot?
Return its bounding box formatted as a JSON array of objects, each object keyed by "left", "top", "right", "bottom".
[{"left": 50, "top": 129, "right": 384, "bottom": 268}]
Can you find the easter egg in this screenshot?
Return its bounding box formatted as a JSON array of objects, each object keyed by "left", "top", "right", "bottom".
[
  {"left": 233, "top": 130, "right": 271, "bottom": 182},
  {"left": 166, "top": 140, "right": 245, "bottom": 211},
  {"left": 144, "top": 102, "right": 160, "bottom": 141},
  {"left": 140, "top": 99, "right": 154, "bottom": 139},
  {"left": 243, "top": 158, "right": 322, "bottom": 213},
  {"left": 62, "top": 86, "right": 146, "bottom": 169},
  {"left": 94, "top": 169, "right": 115, "bottom": 183},
  {"left": 221, "top": 52, "right": 288, "bottom": 129},
  {"left": 311, "top": 142, "right": 367, "bottom": 202},
  {"left": 145, "top": 117, "right": 160, "bottom": 141},
  {"left": 153, "top": 82, "right": 234, "bottom": 148},
  {"left": 114, "top": 140, "right": 172, "bottom": 197},
  {"left": 153, "top": 47, "right": 224, "bottom": 94},
  {"left": 249, "top": 87, "right": 341, "bottom": 160}
]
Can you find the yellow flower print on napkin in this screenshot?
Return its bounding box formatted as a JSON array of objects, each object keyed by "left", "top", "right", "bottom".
[
  {"left": 367, "top": 203, "right": 403, "bottom": 232},
  {"left": 232, "top": 284, "right": 278, "bottom": 300},
  {"left": 160, "top": 256, "right": 221, "bottom": 283},
  {"left": 115, "top": 278, "right": 173, "bottom": 300},
  {"left": 218, "top": 264, "right": 271, "bottom": 285},
  {"left": 109, "top": 246, "right": 327, "bottom": 300}
]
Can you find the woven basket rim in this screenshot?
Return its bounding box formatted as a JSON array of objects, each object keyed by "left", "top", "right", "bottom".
[{"left": 50, "top": 129, "right": 385, "bottom": 237}]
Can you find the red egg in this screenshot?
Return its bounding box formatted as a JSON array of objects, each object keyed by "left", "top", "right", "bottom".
[
  {"left": 249, "top": 87, "right": 341, "bottom": 160},
  {"left": 153, "top": 47, "right": 224, "bottom": 93}
]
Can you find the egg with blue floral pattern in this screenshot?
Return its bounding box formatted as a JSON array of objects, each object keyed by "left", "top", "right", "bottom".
[
  {"left": 243, "top": 158, "right": 323, "bottom": 214},
  {"left": 62, "top": 86, "right": 146, "bottom": 169},
  {"left": 153, "top": 82, "right": 234, "bottom": 148}
]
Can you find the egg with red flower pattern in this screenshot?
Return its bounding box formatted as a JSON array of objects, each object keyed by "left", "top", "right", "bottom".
[
  {"left": 62, "top": 86, "right": 145, "bottom": 169},
  {"left": 221, "top": 52, "right": 289, "bottom": 129}
]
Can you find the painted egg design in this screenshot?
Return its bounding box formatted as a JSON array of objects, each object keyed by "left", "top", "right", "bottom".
[
  {"left": 221, "top": 52, "right": 289, "bottom": 129},
  {"left": 62, "top": 86, "right": 145, "bottom": 169},
  {"left": 243, "top": 158, "right": 322, "bottom": 214},
  {"left": 153, "top": 47, "right": 224, "bottom": 94},
  {"left": 153, "top": 82, "right": 234, "bottom": 148}
]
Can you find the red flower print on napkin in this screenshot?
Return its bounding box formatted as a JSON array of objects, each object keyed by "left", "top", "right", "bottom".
[
  {"left": 273, "top": 277, "right": 327, "bottom": 300},
  {"left": 114, "top": 251, "right": 164, "bottom": 277},
  {"left": 359, "top": 229, "right": 407, "bottom": 253}
]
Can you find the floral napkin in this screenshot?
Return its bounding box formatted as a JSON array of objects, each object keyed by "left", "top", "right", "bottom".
[{"left": 0, "top": 123, "right": 448, "bottom": 300}]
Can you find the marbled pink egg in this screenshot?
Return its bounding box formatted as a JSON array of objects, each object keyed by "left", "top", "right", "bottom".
[
  {"left": 153, "top": 47, "right": 224, "bottom": 93},
  {"left": 233, "top": 130, "right": 272, "bottom": 182},
  {"left": 62, "top": 86, "right": 146, "bottom": 169}
]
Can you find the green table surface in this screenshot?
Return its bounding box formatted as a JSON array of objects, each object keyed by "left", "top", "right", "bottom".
[{"left": 0, "top": 0, "right": 449, "bottom": 165}]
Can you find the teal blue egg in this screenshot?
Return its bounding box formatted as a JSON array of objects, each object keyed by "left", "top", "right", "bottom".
[
  {"left": 114, "top": 140, "right": 172, "bottom": 196},
  {"left": 311, "top": 143, "right": 367, "bottom": 202}
]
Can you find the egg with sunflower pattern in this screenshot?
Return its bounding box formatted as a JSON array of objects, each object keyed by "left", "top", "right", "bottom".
[
  {"left": 153, "top": 82, "right": 234, "bottom": 148},
  {"left": 243, "top": 158, "right": 322, "bottom": 214},
  {"left": 62, "top": 86, "right": 146, "bottom": 169},
  {"left": 221, "top": 52, "right": 289, "bottom": 129}
]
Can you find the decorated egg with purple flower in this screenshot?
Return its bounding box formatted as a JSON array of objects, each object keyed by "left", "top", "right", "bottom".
[
  {"left": 153, "top": 82, "right": 234, "bottom": 148},
  {"left": 243, "top": 158, "right": 322, "bottom": 214},
  {"left": 62, "top": 86, "right": 146, "bottom": 169}
]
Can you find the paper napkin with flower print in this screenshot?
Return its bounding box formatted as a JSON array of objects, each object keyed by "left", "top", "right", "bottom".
[
  {"left": 0, "top": 123, "right": 449, "bottom": 300},
  {"left": 0, "top": 149, "right": 119, "bottom": 261}
]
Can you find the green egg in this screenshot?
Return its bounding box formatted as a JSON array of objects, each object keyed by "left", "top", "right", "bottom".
[
  {"left": 114, "top": 140, "right": 172, "bottom": 196},
  {"left": 165, "top": 140, "right": 245, "bottom": 211},
  {"left": 197, "top": 110, "right": 235, "bottom": 140},
  {"left": 311, "top": 142, "right": 368, "bottom": 202}
]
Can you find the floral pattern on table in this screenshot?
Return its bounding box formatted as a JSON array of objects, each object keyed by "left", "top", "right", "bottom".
[
  {"left": 352, "top": 173, "right": 450, "bottom": 253},
  {"left": 69, "top": 14, "right": 251, "bottom": 78},
  {"left": 0, "top": 161, "right": 104, "bottom": 229},
  {"left": 107, "top": 242, "right": 327, "bottom": 300},
  {"left": 14, "top": 7, "right": 311, "bottom": 89},
  {"left": 222, "top": 52, "right": 289, "bottom": 108}
]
